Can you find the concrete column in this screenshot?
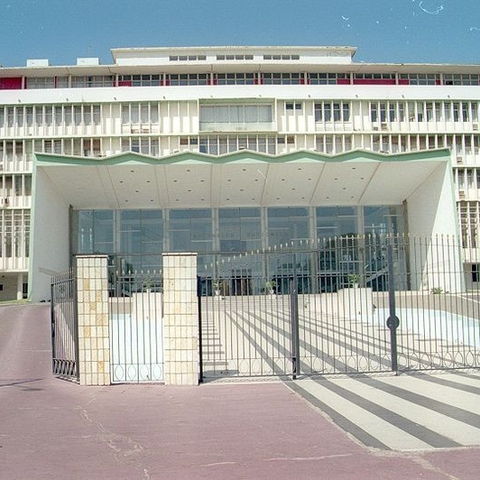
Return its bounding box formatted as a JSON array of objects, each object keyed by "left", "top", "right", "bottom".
[
  {"left": 162, "top": 253, "right": 199, "bottom": 386},
  {"left": 16, "top": 273, "right": 24, "bottom": 300},
  {"left": 76, "top": 255, "right": 110, "bottom": 386}
]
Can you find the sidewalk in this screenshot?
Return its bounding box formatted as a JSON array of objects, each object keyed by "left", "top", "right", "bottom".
[{"left": 1, "top": 304, "right": 479, "bottom": 479}]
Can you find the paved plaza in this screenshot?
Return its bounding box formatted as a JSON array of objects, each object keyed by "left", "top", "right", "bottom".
[{"left": 2, "top": 304, "right": 480, "bottom": 479}]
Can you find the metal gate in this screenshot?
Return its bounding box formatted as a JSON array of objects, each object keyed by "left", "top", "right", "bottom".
[
  {"left": 199, "top": 235, "right": 480, "bottom": 380},
  {"left": 109, "top": 271, "right": 164, "bottom": 383},
  {"left": 51, "top": 268, "right": 78, "bottom": 378}
]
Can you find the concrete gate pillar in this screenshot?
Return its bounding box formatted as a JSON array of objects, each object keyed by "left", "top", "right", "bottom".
[
  {"left": 76, "top": 254, "right": 110, "bottom": 386},
  {"left": 162, "top": 253, "right": 199, "bottom": 386}
]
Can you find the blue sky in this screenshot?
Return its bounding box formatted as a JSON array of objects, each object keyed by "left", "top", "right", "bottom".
[{"left": 0, "top": 0, "right": 479, "bottom": 67}]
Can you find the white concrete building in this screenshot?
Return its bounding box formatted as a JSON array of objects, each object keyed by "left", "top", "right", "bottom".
[{"left": 0, "top": 46, "right": 478, "bottom": 301}]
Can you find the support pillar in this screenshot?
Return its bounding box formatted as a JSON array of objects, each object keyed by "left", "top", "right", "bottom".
[
  {"left": 76, "top": 255, "right": 110, "bottom": 386},
  {"left": 16, "top": 273, "right": 24, "bottom": 300},
  {"left": 162, "top": 253, "right": 199, "bottom": 386}
]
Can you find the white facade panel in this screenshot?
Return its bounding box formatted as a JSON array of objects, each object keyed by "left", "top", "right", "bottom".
[{"left": 29, "top": 168, "right": 71, "bottom": 301}]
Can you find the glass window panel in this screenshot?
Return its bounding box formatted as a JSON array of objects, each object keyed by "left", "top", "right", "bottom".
[
  {"left": 267, "top": 207, "right": 309, "bottom": 247},
  {"left": 363, "top": 205, "right": 403, "bottom": 235},
  {"left": 316, "top": 207, "right": 358, "bottom": 238},
  {"left": 77, "top": 210, "right": 94, "bottom": 253},
  {"left": 219, "top": 207, "right": 261, "bottom": 252},
  {"left": 169, "top": 209, "right": 212, "bottom": 253},
  {"left": 120, "top": 210, "right": 141, "bottom": 254},
  {"left": 244, "top": 106, "right": 258, "bottom": 122},
  {"left": 93, "top": 210, "right": 114, "bottom": 254}
]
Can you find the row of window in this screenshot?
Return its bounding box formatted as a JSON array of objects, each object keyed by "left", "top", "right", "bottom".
[
  {"left": 2, "top": 133, "right": 480, "bottom": 160},
  {"left": 0, "top": 209, "right": 30, "bottom": 259},
  {"left": 456, "top": 169, "right": 480, "bottom": 191},
  {"left": 0, "top": 175, "right": 32, "bottom": 198},
  {"left": 199, "top": 105, "right": 273, "bottom": 126},
  {"left": 0, "top": 104, "right": 101, "bottom": 128},
  {"left": 458, "top": 201, "right": 480, "bottom": 248},
  {"left": 4, "top": 101, "right": 479, "bottom": 131},
  {"left": 2, "top": 72, "right": 479, "bottom": 90},
  {"left": 169, "top": 53, "right": 301, "bottom": 62},
  {"left": 0, "top": 138, "right": 102, "bottom": 158},
  {"left": 370, "top": 101, "right": 479, "bottom": 123}
]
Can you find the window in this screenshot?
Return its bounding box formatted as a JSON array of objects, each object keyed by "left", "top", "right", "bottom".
[
  {"left": 73, "top": 210, "right": 112, "bottom": 253},
  {"left": 217, "top": 54, "right": 254, "bottom": 60},
  {"left": 70, "top": 76, "right": 114, "bottom": 88},
  {"left": 122, "top": 138, "right": 159, "bottom": 156},
  {"left": 26, "top": 77, "right": 55, "bottom": 89},
  {"left": 199, "top": 104, "right": 273, "bottom": 129},
  {"left": 218, "top": 208, "right": 261, "bottom": 252},
  {"left": 169, "top": 209, "right": 213, "bottom": 253},
  {"left": 263, "top": 54, "right": 300, "bottom": 60},
  {"left": 316, "top": 135, "right": 347, "bottom": 154},
  {"left": 315, "top": 102, "right": 350, "bottom": 122},
  {"left": 122, "top": 103, "right": 159, "bottom": 128},
  {"left": 458, "top": 201, "right": 480, "bottom": 248},
  {"left": 444, "top": 74, "right": 480, "bottom": 86},
  {"left": 267, "top": 207, "right": 309, "bottom": 248},
  {"left": 119, "top": 210, "right": 163, "bottom": 259},
  {"left": 262, "top": 73, "right": 303, "bottom": 85},
  {"left": 118, "top": 74, "right": 161, "bottom": 87},
  {"left": 199, "top": 135, "right": 276, "bottom": 155},
  {"left": 44, "top": 139, "right": 62, "bottom": 154},
  {"left": 472, "top": 264, "right": 479, "bottom": 282},
  {"left": 286, "top": 102, "right": 302, "bottom": 111},
  {"left": 167, "top": 73, "right": 209, "bottom": 86},
  {"left": 7, "top": 107, "right": 14, "bottom": 127},
  {"left": 83, "top": 138, "right": 102, "bottom": 157},
  {"left": 370, "top": 102, "right": 404, "bottom": 123},
  {"left": 400, "top": 73, "right": 440, "bottom": 85},
  {"left": 317, "top": 206, "right": 358, "bottom": 238},
  {"left": 0, "top": 210, "right": 30, "bottom": 259},
  {"left": 353, "top": 73, "right": 395, "bottom": 85},
  {"left": 170, "top": 55, "right": 207, "bottom": 61},
  {"left": 308, "top": 73, "right": 349, "bottom": 85},
  {"left": 56, "top": 77, "right": 69, "bottom": 88},
  {"left": 215, "top": 73, "right": 255, "bottom": 85}
]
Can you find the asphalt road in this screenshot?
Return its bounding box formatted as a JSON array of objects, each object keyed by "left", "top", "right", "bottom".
[{"left": 1, "top": 303, "right": 480, "bottom": 479}]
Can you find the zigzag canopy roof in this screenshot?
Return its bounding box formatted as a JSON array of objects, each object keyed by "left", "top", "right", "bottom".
[{"left": 34, "top": 149, "right": 451, "bottom": 209}]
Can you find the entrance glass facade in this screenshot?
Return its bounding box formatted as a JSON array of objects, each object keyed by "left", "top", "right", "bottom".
[{"left": 73, "top": 205, "right": 404, "bottom": 285}]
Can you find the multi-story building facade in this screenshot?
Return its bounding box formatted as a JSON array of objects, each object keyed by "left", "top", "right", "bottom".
[{"left": 0, "top": 46, "right": 477, "bottom": 300}]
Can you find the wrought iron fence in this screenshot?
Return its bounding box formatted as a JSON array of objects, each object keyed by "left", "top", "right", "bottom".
[
  {"left": 198, "top": 234, "right": 480, "bottom": 380},
  {"left": 108, "top": 270, "right": 164, "bottom": 383},
  {"left": 51, "top": 268, "right": 78, "bottom": 378}
]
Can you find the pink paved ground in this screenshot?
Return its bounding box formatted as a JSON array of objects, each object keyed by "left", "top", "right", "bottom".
[{"left": 1, "top": 304, "right": 479, "bottom": 479}]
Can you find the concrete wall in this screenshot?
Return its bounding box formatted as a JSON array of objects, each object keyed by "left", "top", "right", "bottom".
[
  {"left": 29, "top": 166, "right": 71, "bottom": 301},
  {"left": 406, "top": 160, "right": 464, "bottom": 292},
  {"left": 407, "top": 160, "right": 459, "bottom": 237}
]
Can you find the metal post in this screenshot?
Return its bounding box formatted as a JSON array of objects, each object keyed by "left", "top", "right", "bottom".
[
  {"left": 290, "top": 254, "right": 300, "bottom": 379},
  {"left": 197, "top": 276, "right": 204, "bottom": 383},
  {"left": 72, "top": 268, "right": 79, "bottom": 379},
  {"left": 50, "top": 281, "right": 56, "bottom": 374},
  {"left": 386, "top": 241, "right": 399, "bottom": 374}
]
